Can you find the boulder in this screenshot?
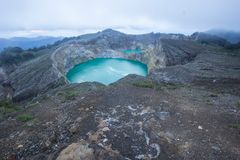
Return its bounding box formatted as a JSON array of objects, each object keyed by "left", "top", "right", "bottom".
[{"left": 56, "top": 140, "right": 94, "bottom": 160}]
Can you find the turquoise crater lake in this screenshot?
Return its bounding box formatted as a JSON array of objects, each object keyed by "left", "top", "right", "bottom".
[{"left": 66, "top": 58, "right": 148, "bottom": 85}]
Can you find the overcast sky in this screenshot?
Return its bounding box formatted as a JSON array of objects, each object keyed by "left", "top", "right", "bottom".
[{"left": 0, "top": 0, "right": 239, "bottom": 38}]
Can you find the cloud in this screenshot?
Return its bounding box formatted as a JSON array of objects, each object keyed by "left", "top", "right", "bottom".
[{"left": 0, "top": 0, "right": 239, "bottom": 37}]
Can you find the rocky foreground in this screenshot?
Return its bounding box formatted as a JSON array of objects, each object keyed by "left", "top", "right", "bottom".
[{"left": 0, "top": 29, "right": 240, "bottom": 159}]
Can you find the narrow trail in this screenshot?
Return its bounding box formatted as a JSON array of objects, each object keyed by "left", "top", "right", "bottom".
[{"left": 50, "top": 46, "right": 69, "bottom": 83}]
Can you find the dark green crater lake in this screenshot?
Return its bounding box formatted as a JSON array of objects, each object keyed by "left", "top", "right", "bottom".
[{"left": 66, "top": 58, "right": 148, "bottom": 85}]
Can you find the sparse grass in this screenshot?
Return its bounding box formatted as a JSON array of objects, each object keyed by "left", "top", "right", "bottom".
[
  {"left": 17, "top": 114, "right": 34, "bottom": 122},
  {"left": 229, "top": 123, "right": 240, "bottom": 129},
  {"left": 132, "top": 80, "right": 155, "bottom": 88},
  {"left": 156, "top": 83, "right": 188, "bottom": 90},
  {"left": 0, "top": 100, "right": 18, "bottom": 114},
  {"left": 132, "top": 80, "right": 189, "bottom": 90},
  {"left": 65, "top": 91, "right": 77, "bottom": 100},
  {"left": 57, "top": 89, "right": 78, "bottom": 100}
]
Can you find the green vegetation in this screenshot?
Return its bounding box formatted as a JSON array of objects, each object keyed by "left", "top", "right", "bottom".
[
  {"left": 65, "top": 91, "right": 77, "bottom": 100},
  {"left": 17, "top": 114, "right": 34, "bottom": 122},
  {"left": 58, "top": 89, "right": 78, "bottom": 100},
  {"left": 229, "top": 123, "right": 240, "bottom": 129},
  {"left": 193, "top": 33, "right": 240, "bottom": 54},
  {"left": 132, "top": 80, "right": 155, "bottom": 88},
  {"left": 27, "top": 44, "right": 52, "bottom": 52},
  {"left": 224, "top": 42, "right": 240, "bottom": 50},
  {"left": 156, "top": 83, "right": 188, "bottom": 90},
  {"left": 0, "top": 47, "right": 35, "bottom": 66},
  {"left": 132, "top": 80, "right": 189, "bottom": 90},
  {"left": 0, "top": 100, "right": 18, "bottom": 114}
]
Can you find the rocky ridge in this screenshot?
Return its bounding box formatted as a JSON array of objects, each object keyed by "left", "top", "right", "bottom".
[
  {"left": 1, "top": 29, "right": 204, "bottom": 101},
  {"left": 0, "top": 29, "right": 239, "bottom": 160}
]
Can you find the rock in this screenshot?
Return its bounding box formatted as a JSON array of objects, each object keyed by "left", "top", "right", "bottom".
[
  {"left": 148, "top": 143, "right": 161, "bottom": 158},
  {"left": 155, "top": 111, "right": 170, "bottom": 120},
  {"left": 9, "top": 55, "right": 67, "bottom": 102},
  {"left": 1, "top": 29, "right": 240, "bottom": 160},
  {"left": 17, "top": 144, "right": 23, "bottom": 149},
  {"left": 56, "top": 140, "right": 94, "bottom": 160},
  {"left": 69, "top": 123, "right": 79, "bottom": 134},
  {"left": 45, "top": 139, "right": 51, "bottom": 148},
  {"left": 135, "top": 154, "right": 145, "bottom": 159},
  {"left": 45, "top": 132, "right": 57, "bottom": 148},
  {"left": 211, "top": 145, "right": 221, "bottom": 152},
  {"left": 32, "top": 153, "right": 48, "bottom": 160},
  {"left": 103, "top": 138, "right": 108, "bottom": 143},
  {"left": 102, "top": 127, "right": 110, "bottom": 132}
]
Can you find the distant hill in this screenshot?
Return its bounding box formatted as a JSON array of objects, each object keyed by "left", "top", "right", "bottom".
[
  {"left": 205, "top": 29, "right": 240, "bottom": 44},
  {"left": 190, "top": 32, "right": 240, "bottom": 50},
  {"left": 190, "top": 32, "right": 230, "bottom": 47},
  {"left": 0, "top": 36, "right": 63, "bottom": 52}
]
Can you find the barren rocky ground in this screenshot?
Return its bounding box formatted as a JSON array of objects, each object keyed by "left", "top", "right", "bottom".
[
  {"left": 1, "top": 75, "right": 240, "bottom": 160},
  {"left": 0, "top": 30, "right": 240, "bottom": 160}
]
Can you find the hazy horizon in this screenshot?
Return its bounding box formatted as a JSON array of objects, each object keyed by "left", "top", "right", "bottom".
[{"left": 0, "top": 0, "right": 240, "bottom": 38}]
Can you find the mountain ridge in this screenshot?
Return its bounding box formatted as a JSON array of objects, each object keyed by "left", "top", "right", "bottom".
[
  {"left": 205, "top": 29, "right": 240, "bottom": 44},
  {"left": 0, "top": 29, "right": 239, "bottom": 160},
  {"left": 0, "top": 36, "right": 63, "bottom": 52}
]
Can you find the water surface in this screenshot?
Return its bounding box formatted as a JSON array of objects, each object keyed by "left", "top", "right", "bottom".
[
  {"left": 67, "top": 58, "right": 148, "bottom": 85},
  {"left": 122, "top": 49, "right": 142, "bottom": 54}
]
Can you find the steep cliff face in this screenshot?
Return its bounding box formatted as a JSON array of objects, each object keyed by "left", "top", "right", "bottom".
[
  {"left": 8, "top": 54, "right": 66, "bottom": 101},
  {"left": 150, "top": 49, "right": 240, "bottom": 84},
  {"left": 52, "top": 30, "right": 203, "bottom": 75},
  {"left": 0, "top": 29, "right": 205, "bottom": 101}
]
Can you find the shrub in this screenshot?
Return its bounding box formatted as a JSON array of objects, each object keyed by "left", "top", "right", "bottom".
[
  {"left": 17, "top": 114, "right": 34, "bottom": 122},
  {"left": 156, "top": 83, "right": 186, "bottom": 90},
  {"left": 132, "top": 80, "right": 155, "bottom": 88},
  {"left": 57, "top": 89, "right": 78, "bottom": 101},
  {"left": 132, "top": 80, "right": 188, "bottom": 90},
  {"left": 0, "top": 100, "right": 18, "bottom": 114},
  {"left": 0, "top": 47, "right": 35, "bottom": 66},
  {"left": 229, "top": 123, "right": 240, "bottom": 129},
  {"left": 64, "top": 90, "right": 77, "bottom": 100}
]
